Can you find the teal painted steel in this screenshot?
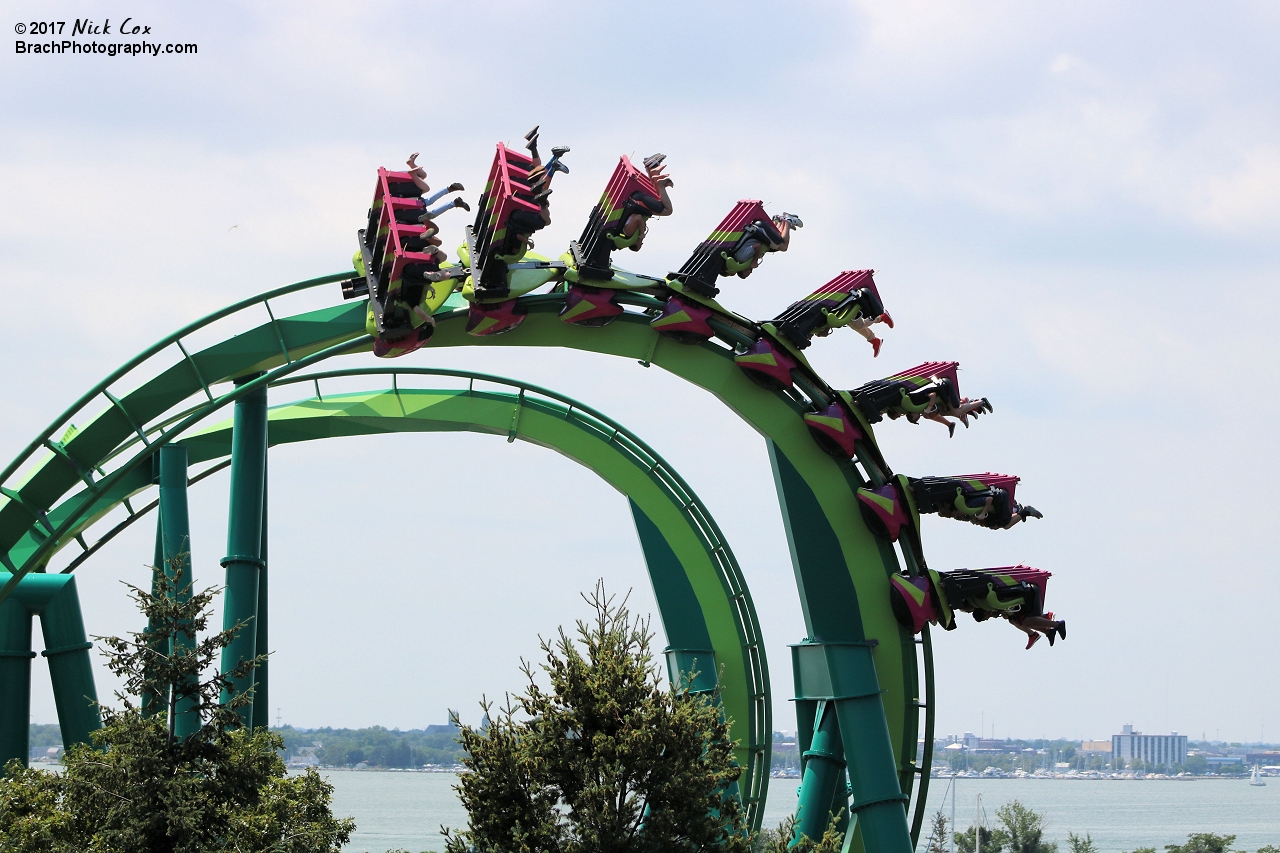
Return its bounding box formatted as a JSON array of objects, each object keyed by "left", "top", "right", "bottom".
[
  {"left": 795, "top": 698, "right": 847, "bottom": 843},
  {"left": 908, "top": 627, "right": 935, "bottom": 846},
  {"left": 158, "top": 444, "right": 200, "bottom": 739},
  {"left": 219, "top": 379, "right": 268, "bottom": 726},
  {"left": 0, "top": 573, "right": 101, "bottom": 771},
  {"left": 250, "top": 476, "right": 269, "bottom": 731},
  {"left": 0, "top": 274, "right": 934, "bottom": 852},
  {"left": 0, "top": 594, "right": 35, "bottom": 768},
  {"left": 142, "top": 516, "right": 166, "bottom": 718}
]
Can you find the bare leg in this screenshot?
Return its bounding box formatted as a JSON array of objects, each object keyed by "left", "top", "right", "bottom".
[{"left": 923, "top": 412, "right": 957, "bottom": 437}]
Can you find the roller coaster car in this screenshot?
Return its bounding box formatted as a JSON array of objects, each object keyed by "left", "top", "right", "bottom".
[
  {"left": 569, "top": 155, "right": 665, "bottom": 281},
  {"left": 889, "top": 565, "right": 1050, "bottom": 634},
  {"left": 802, "top": 400, "right": 865, "bottom": 459},
  {"left": 463, "top": 143, "right": 566, "bottom": 335},
  {"left": 767, "top": 270, "right": 889, "bottom": 352},
  {"left": 354, "top": 167, "right": 468, "bottom": 352},
  {"left": 666, "top": 201, "right": 786, "bottom": 299},
  {"left": 855, "top": 475, "right": 918, "bottom": 542},
  {"left": 559, "top": 156, "right": 671, "bottom": 327},
  {"left": 909, "top": 473, "right": 1039, "bottom": 530},
  {"left": 851, "top": 362, "right": 961, "bottom": 423}
]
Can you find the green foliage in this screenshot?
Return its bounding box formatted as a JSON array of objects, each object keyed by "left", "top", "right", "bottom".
[
  {"left": 443, "top": 583, "right": 749, "bottom": 853},
  {"left": 996, "top": 800, "right": 1058, "bottom": 853},
  {"left": 0, "top": 561, "right": 353, "bottom": 852},
  {"left": 1184, "top": 755, "right": 1209, "bottom": 775},
  {"left": 1068, "top": 832, "right": 1098, "bottom": 853},
  {"left": 25, "top": 724, "right": 62, "bottom": 753},
  {"left": 1125, "top": 848, "right": 1157, "bottom": 853},
  {"left": 955, "top": 824, "right": 1005, "bottom": 853},
  {"left": 277, "top": 724, "right": 464, "bottom": 768},
  {"left": 926, "top": 810, "right": 950, "bottom": 853},
  {"left": 957, "top": 801, "right": 1058, "bottom": 853},
  {"left": 752, "top": 814, "right": 843, "bottom": 853},
  {"left": 1164, "top": 834, "right": 1238, "bottom": 853}
]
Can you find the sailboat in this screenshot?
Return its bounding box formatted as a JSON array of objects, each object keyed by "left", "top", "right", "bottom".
[{"left": 1249, "top": 764, "right": 1266, "bottom": 786}]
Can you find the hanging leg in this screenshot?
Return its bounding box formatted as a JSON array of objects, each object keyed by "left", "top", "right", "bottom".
[{"left": 219, "top": 377, "right": 268, "bottom": 727}]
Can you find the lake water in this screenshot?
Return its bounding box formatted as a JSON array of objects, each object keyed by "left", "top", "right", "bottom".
[{"left": 321, "top": 770, "right": 1279, "bottom": 853}]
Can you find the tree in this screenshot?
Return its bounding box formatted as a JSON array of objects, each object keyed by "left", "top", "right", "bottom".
[
  {"left": 995, "top": 801, "right": 1057, "bottom": 853},
  {"left": 955, "top": 824, "right": 1006, "bottom": 853},
  {"left": 0, "top": 560, "right": 353, "bottom": 852},
  {"left": 926, "top": 811, "right": 951, "bottom": 853},
  {"left": 753, "top": 814, "right": 843, "bottom": 853},
  {"left": 444, "top": 583, "right": 750, "bottom": 853},
  {"left": 1068, "top": 833, "right": 1098, "bottom": 853},
  {"left": 1164, "top": 834, "right": 1237, "bottom": 853},
  {"left": 1184, "top": 755, "right": 1208, "bottom": 775}
]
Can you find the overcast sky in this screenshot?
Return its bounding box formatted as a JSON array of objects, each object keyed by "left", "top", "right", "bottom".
[{"left": 2, "top": 1, "right": 1277, "bottom": 745}]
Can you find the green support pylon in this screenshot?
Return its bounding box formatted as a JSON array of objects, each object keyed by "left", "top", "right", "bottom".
[
  {"left": 0, "top": 594, "right": 35, "bottom": 770},
  {"left": 36, "top": 575, "right": 100, "bottom": 754},
  {"left": 794, "top": 697, "right": 847, "bottom": 844},
  {"left": 250, "top": 477, "right": 269, "bottom": 731},
  {"left": 141, "top": 520, "right": 166, "bottom": 718},
  {"left": 218, "top": 376, "right": 267, "bottom": 727},
  {"left": 0, "top": 573, "right": 101, "bottom": 772},
  {"left": 157, "top": 444, "right": 200, "bottom": 739}
]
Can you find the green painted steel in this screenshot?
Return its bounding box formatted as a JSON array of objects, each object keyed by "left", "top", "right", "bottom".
[
  {"left": 0, "top": 362, "right": 774, "bottom": 826},
  {"left": 251, "top": 477, "right": 269, "bottom": 732},
  {"left": 0, "top": 273, "right": 933, "bottom": 851},
  {"left": 219, "top": 379, "right": 269, "bottom": 727},
  {"left": 0, "top": 573, "right": 100, "bottom": 769},
  {"left": 0, "top": 593, "right": 35, "bottom": 766},
  {"left": 179, "top": 372, "right": 771, "bottom": 823},
  {"left": 157, "top": 444, "right": 200, "bottom": 738}
]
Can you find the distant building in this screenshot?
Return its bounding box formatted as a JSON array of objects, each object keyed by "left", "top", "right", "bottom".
[
  {"left": 1112, "top": 724, "right": 1187, "bottom": 767},
  {"left": 1080, "top": 740, "right": 1111, "bottom": 754}
]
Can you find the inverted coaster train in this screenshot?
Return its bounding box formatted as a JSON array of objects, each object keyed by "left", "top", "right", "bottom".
[{"left": 0, "top": 128, "right": 1065, "bottom": 853}]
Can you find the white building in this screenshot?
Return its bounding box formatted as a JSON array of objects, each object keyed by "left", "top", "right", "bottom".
[{"left": 1112, "top": 724, "right": 1187, "bottom": 767}]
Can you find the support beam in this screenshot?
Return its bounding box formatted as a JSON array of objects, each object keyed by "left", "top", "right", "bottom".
[
  {"left": 0, "top": 595, "right": 34, "bottom": 770},
  {"left": 36, "top": 576, "right": 100, "bottom": 751},
  {"left": 0, "top": 573, "right": 101, "bottom": 772},
  {"left": 219, "top": 376, "right": 267, "bottom": 727},
  {"left": 250, "top": 476, "right": 269, "bottom": 731},
  {"left": 790, "top": 640, "right": 910, "bottom": 853},
  {"left": 141, "top": 518, "right": 166, "bottom": 718},
  {"left": 158, "top": 444, "right": 200, "bottom": 739}
]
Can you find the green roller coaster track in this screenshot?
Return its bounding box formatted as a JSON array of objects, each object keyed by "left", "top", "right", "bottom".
[{"left": 0, "top": 271, "right": 936, "bottom": 853}]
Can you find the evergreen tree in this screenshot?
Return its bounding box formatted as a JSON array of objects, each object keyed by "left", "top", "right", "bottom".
[
  {"left": 926, "top": 810, "right": 950, "bottom": 853},
  {"left": 996, "top": 800, "right": 1057, "bottom": 853},
  {"left": 444, "top": 583, "right": 750, "bottom": 853},
  {"left": 1068, "top": 832, "right": 1098, "bottom": 853},
  {"left": 0, "top": 559, "right": 354, "bottom": 852}
]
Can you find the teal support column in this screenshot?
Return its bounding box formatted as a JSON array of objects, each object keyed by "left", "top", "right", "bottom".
[
  {"left": 158, "top": 444, "right": 200, "bottom": 739},
  {"left": 219, "top": 376, "right": 267, "bottom": 727},
  {"left": 791, "top": 640, "right": 910, "bottom": 853},
  {"left": 141, "top": 520, "right": 166, "bottom": 718},
  {"left": 793, "top": 695, "right": 846, "bottom": 843},
  {"left": 0, "top": 573, "right": 101, "bottom": 772},
  {"left": 36, "top": 575, "right": 100, "bottom": 751},
  {"left": 0, "top": 595, "right": 35, "bottom": 770},
  {"left": 250, "top": 476, "right": 269, "bottom": 731}
]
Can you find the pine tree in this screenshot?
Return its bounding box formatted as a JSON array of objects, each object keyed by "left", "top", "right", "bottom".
[
  {"left": 444, "top": 583, "right": 750, "bottom": 853},
  {"left": 0, "top": 556, "right": 354, "bottom": 852}
]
